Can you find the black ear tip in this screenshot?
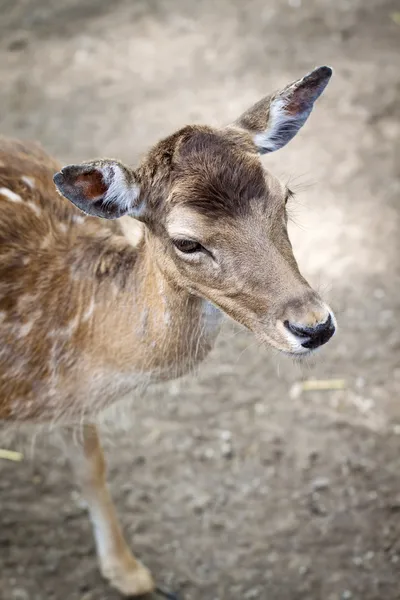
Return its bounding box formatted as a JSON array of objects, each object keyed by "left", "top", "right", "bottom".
[
  {"left": 302, "top": 66, "right": 333, "bottom": 92},
  {"left": 317, "top": 65, "right": 333, "bottom": 79},
  {"left": 301, "top": 66, "right": 333, "bottom": 89}
]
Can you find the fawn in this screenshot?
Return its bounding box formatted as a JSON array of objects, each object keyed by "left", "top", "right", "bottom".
[{"left": 0, "top": 66, "right": 335, "bottom": 596}]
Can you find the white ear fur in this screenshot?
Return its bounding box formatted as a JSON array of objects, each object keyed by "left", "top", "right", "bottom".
[
  {"left": 100, "top": 163, "right": 141, "bottom": 216},
  {"left": 252, "top": 97, "right": 308, "bottom": 154}
]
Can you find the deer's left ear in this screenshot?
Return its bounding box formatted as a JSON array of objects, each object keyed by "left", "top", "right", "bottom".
[{"left": 233, "top": 66, "right": 332, "bottom": 154}]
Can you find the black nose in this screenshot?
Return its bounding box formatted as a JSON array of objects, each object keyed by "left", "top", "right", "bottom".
[{"left": 284, "top": 314, "right": 335, "bottom": 349}]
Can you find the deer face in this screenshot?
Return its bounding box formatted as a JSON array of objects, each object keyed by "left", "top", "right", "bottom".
[{"left": 54, "top": 66, "right": 336, "bottom": 356}]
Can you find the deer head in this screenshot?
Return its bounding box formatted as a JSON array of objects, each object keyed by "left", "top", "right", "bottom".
[{"left": 54, "top": 66, "right": 336, "bottom": 356}]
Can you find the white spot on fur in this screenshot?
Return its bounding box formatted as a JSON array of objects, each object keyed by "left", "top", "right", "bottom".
[
  {"left": 82, "top": 297, "right": 95, "bottom": 322},
  {"left": 59, "top": 222, "right": 68, "bottom": 233},
  {"left": 0, "top": 187, "right": 22, "bottom": 202},
  {"left": 72, "top": 214, "right": 85, "bottom": 225},
  {"left": 47, "top": 314, "right": 80, "bottom": 339},
  {"left": 63, "top": 314, "right": 80, "bottom": 336},
  {"left": 0, "top": 185, "right": 40, "bottom": 215},
  {"left": 27, "top": 201, "right": 41, "bottom": 217},
  {"left": 138, "top": 308, "right": 148, "bottom": 336},
  {"left": 18, "top": 321, "right": 34, "bottom": 337},
  {"left": 21, "top": 175, "right": 36, "bottom": 189},
  {"left": 17, "top": 293, "right": 39, "bottom": 310},
  {"left": 40, "top": 233, "right": 52, "bottom": 249},
  {"left": 119, "top": 216, "right": 144, "bottom": 247}
]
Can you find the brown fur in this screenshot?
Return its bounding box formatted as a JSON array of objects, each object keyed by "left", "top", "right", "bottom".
[
  {"left": 167, "top": 126, "right": 266, "bottom": 217},
  {"left": 0, "top": 67, "right": 334, "bottom": 596}
]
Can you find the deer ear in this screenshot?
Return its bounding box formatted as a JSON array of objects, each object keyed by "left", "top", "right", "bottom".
[
  {"left": 53, "top": 160, "right": 141, "bottom": 219},
  {"left": 234, "top": 66, "right": 332, "bottom": 154}
]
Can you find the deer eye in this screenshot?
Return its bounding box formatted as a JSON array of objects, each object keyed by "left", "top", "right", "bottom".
[{"left": 173, "top": 239, "right": 203, "bottom": 254}]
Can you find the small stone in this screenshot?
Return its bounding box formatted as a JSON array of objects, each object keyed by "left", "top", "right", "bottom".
[
  {"left": 342, "top": 591, "right": 353, "bottom": 600},
  {"left": 219, "top": 430, "right": 232, "bottom": 441},
  {"left": 309, "top": 494, "right": 327, "bottom": 516},
  {"left": 391, "top": 555, "right": 399, "bottom": 564},
  {"left": 137, "top": 491, "right": 152, "bottom": 503},
  {"left": 192, "top": 494, "right": 210, "bottom": 514},
  {"left": 365, "top": 551, "right": 374, "bottom": 560},
  {"left": 209, "top": 518, "right": 225, "bottom": 531},
  {"left": 203, "top": 447, "right": 215, "bottom": 460},
  {"left": 221, "top": 441, "right": 234, "bottom": 459},
  {"left": 352, "top": 556, "right": 363, "bottom": 566},
  {"left": 351, "top": 395, "right": 374, "bottom": 414},
  {"left": 289, "top": 382, "right": 302, "bottom": 399},
  {"left": 244, "top": 588, "right": 261, "bottom": 599},
  {"left": 311, "top": 477, "right": 330, "bottom": 491},
  {"left": 299, "top": 564, "right": 309, "bottom": 575},
  {"left": 254, "top": 402, "right": 266, "bottom": 415}
]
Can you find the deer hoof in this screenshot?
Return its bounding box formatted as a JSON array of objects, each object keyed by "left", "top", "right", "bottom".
[{"left": 101, "top": 558, "right": 155, "bottom": 597}]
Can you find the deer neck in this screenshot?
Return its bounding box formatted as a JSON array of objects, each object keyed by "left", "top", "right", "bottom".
[{"left": 90, "top": 231, "right": 223, "bottom": 381}]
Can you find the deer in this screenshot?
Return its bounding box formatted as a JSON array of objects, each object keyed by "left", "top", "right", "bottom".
[{"left": 0, "top": 66, "right": 336, "bottom": 597}]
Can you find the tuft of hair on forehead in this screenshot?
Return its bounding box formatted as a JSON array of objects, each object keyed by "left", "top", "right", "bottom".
[{"left": 169, "top": 127, "right": 267, "bottom": 218}]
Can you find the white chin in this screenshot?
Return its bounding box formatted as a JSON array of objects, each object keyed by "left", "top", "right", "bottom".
[
  {"left": 279, "top": 327, "right": 316, "bottom": 356},
  {"left": 284, "top": 345, "right": 315, "bottom": 357},
  {"left": 259, "top": 332, "right": 315, "bottom": 356}
]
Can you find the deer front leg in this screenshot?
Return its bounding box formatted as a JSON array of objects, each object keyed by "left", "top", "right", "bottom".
[{"left": 62, "top": 424, "right": 155, "bottom": 597}]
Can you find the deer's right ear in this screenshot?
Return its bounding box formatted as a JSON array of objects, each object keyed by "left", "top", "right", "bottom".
[{"left": 53, "top": 160, "right": 141, "bottom": 219}]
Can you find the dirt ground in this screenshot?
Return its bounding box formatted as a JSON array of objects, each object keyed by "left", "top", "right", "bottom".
[{"left": 0, "top": 0, "right": 400, "bottom": 599}]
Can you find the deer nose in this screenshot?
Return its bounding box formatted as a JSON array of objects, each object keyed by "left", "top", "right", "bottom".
[{"left": 284, "top": 314, "right": 335, "bottom": 349}]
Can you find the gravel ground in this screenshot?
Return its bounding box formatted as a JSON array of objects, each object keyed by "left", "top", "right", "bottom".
[{"left": 0, "top": 1, "right": 400, "bottom": 599}]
